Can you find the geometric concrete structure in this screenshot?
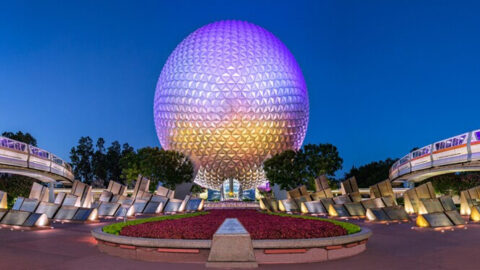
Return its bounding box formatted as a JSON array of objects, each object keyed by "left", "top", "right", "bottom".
[
  {"left": 459, "top": 185, "right": 480, "bottom": 216},
  {"left": 206, "top": 218, "right": 257, "bottom": 268},
  {"left": 154, "top": 20, "right": 309, "bottom": 190}
]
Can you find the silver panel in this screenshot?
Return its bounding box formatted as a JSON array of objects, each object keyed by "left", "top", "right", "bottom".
[
  {"left": 97, "top": 202, "right": 120, "bottom": 216},
  {"left": 304, "top": 201, "right": 326, "bottom": 214},
  {"left": 72, "top": 208, "right": 95, "bottom": 221},
  {"left": 54, "top": 206, "right": 78, "bottom": 220},
  {"left": 332, "top": 204, "right": 350, "bottom": 217},
  {"left": 164, "top": 199, "right": 183, "bottom": 213},
  {"left": 19, "top": 199, "right": 39, "bottom": 213},
  {"left": 35, "top": 202, "right": 60, "bottom": 219},
  {"left": 1, "top": 210, "right": 31, "bottom": 225},
  {"left": 186, "top": 199, "right": 203, "bottom": 212},
  {"left": 143, "top": 201, "right": 164, "bottom": 214}
]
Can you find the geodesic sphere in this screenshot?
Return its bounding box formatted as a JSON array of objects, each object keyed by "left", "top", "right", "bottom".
[{"left": 154, "top": 20, "right": 309, "bottom": 190}]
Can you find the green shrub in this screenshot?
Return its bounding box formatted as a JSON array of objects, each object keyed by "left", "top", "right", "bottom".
[
  {"left": 396, "top": 196, "right": 404, "bottom": 206},
  {"left": 266, "top": 212, "right": 361, "bottom": 234},
  {"left": 102, "top": 212, "right": 208, "bottom": 235},
  {"left": 0, "top": 175, "right": 34, "bottom": 208}
]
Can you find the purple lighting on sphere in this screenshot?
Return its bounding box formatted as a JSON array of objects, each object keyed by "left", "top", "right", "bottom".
[
  {"left": 257, "top": 182, "right": 271, "bottom": 192},
  {"left": 154, "top": 20, "right": 309, "bottom": 190}
]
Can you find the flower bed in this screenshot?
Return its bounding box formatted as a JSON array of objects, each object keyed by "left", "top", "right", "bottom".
[
  {"left": 114, "top": 210, "right": 359, "bottom": 240},
  {"left": 102, "top": 212, "right": 208, "bottom": 235}
]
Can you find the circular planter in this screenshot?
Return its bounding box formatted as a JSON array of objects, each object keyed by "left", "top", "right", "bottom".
[{"left": 92, "top": 226, "right": 372, "bottom": 264}]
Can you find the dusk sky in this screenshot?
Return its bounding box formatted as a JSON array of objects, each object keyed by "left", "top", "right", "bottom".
[{"left": 1, "top": 0, "right": 479, "bottom": 176}]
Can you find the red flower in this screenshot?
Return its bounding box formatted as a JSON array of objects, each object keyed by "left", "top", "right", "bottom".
[{"left": 120, "top": 210, "right": 347, "bottom": 240}]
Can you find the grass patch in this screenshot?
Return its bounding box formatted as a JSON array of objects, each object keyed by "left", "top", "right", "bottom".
[
  {"left": 102, "top": 212, "right": 209, "bottom": 235},
  {"left": 266, "top": 212, "right": 361, "bottom": 234}
]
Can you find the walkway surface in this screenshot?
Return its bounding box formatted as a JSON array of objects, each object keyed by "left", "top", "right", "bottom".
[{"left": 1, "top": 219, "right": 480, "bottom": 270}]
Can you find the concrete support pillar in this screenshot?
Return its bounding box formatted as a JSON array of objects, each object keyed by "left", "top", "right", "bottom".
[{"left": 48, "top": 182, "right": 55, "bottom": 203}]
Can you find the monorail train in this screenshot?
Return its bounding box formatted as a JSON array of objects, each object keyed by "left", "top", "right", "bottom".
[
  {"left": 389, "top": 129, "right": 480, "bottom": 179},
  {"left": 0, "top": 136, "right": 74, "bottom": 180}
]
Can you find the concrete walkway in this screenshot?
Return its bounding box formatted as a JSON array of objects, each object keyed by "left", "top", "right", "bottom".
[{"left": 1, "top": 220, "right": 479, "bottom": 270}]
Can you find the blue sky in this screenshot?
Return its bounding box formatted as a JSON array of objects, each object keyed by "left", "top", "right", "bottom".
[{"left": 1, "top": 0, "right": 479, "bottom": 176}]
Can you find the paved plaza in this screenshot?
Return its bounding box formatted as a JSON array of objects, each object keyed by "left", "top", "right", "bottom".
[{"left": 1, "top": 219, "right": 479, "bottom": 270}]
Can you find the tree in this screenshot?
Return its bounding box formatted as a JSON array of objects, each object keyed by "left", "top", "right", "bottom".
[
  {"left": 298, "top": 143, "right": 343, "bottom": 189},
  {"left": 70, "top": 136, "right": 139, "bottom": 186},
  {"left": 121, "top": 147, "right": 194, "bottom": 191},
  {"left": 120, "top": 148, "right": 140, "bottom": 186},
  {"left": 425, "top": 172, "right": 480, "bottom": 196},
  {"left": 106, "top": 141, "right": 122, "bottom": 184},
  {"left": 0, "top": 174, "right": 35, "bottom": 208},
  {"left": 157, "top": 150, "right": 194, "bottom": 190},
  {"left": 344, "top": 158, "right": 397, "bottom": 188},
  {"left": 2, "top": 131, "right": 37, "bottom": 146},
  {"left": 70, "top": 136, "right": 94, "bottom": 184},
  {"left": 92, "top": 138, "right": 107, "bottom": 187},
  {"left": 263, "top": 150, "right": 304, "bottom": 190},
  {"left": 263, "top": 143, "right": 343, "bottom": 190}
]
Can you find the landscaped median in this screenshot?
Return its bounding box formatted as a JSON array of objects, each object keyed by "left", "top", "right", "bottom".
[{"left": 92, "top": 210, "right": 371, "bottom": 264}]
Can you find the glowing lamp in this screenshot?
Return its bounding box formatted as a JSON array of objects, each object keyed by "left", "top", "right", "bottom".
[
  {"left": 471, "top": 206, "right": 480, "bottom": 222},
  {"left": 300, "top": 202, "right": 309, "bottom": 214},
  {"left": 328, "top": 204, "right": 339, "bottom": 217},
  {"left": 416, "top": 215, "right": 430, "bottom": 228}
]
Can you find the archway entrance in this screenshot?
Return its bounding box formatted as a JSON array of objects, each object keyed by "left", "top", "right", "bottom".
[{"left": 221, "top": 179, "right": 242, "bottom": 201}]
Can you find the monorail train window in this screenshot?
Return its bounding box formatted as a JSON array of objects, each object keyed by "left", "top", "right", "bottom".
[
  {"left": 452, "top": 138, "right": 458, "bottom": 146},
  {"left": 53, "top": 158, "right": 63, "bottom": 165},
  {"left": 9, "top": 142, "right": 18, "bottom": 150},
  {"left": 14, "top": 143, "right": 22, "bottom": 151},
  {"left": 476, "top": 131, "right": 480, "bottom": 140},
  {"left": 413, "top": 150, "right": 424, "bottom": 158},
  {"left": 446, "top": 139, "right": 452, "bottom": 148},
  {"left": 435, "top": 142, "right": 445, "bottom": 150}
]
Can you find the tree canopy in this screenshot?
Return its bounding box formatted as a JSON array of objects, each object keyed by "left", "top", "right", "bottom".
[
  {"left": 263, "top": 149, "right": 304, "bottom": 190},
  {"left": 2, "top": 131, "right": 37, "bottom": 146},
  {"left": 424, "top": 172, "right": 480, "bottom": 196},
  {"left": 121, "top": 147, "right": 194, "bottom": 190},
  {"left": 263, "top": 143, "right": 343, "bottom": 190},
  {"left": 344, "top": 158, "right": 397, "bottom": 188},
  {"left": 70, "top": 136, "right": 135, "bottom": 186},
  {"left": 69, "top": 137, "right": 194, "bottom": 189}
]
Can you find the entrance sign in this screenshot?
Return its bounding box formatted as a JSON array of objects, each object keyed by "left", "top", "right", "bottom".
[{"left": 207, "top": 218, "right": 257, "bottom": 268}]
